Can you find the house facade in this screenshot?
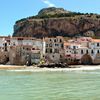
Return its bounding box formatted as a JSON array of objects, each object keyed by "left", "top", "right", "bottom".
[
  {"left": 9, "top": 37, "right": 43, "bottom": 65},
  {"left": 43, "top": 36, "right": 64, "bottom": 63},
  {"left": 64, "top": 37, "right": 100, "bottom": 65},
  {"left": 0, "top": 36, "right": 99, "bottom": 65}
]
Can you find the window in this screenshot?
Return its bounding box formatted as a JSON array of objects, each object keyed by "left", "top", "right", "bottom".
[
  {"left": 61, "top": 44, "right": 64, "bottom": 48},
  {"left": 50, "top": 39, "right": 52, "bottom": 42},
  {"left": 97, "top": 50, "right": 99, "bottom": 53},
  {"left": 46, "top": 49, "right": 48, "bottom": 53},
  {"left": 55, "top": 44, "right": 59, "bottom": 46},
  {"left": 54, "top": 49, "right": 59, "bottom": 53},
  {"left": 74, "top": 51, "right": 77, "bottom": 54},
  {"left": 68, "top": 58, "right": 71, "bottom": 61},
  {"left": 54, "top": 39, "right": 57, "bottom": 42},
  {"left": 49, "top": 44, "right": 52, "bottom": 47},
  {"left": 26, "top": 48, "right": 29, "bottom": 50},
  {"left": 60, "top": 55, "right": 62, "bottom": 58},
  {"left": 73, "top": 46, "right": 76, "bottom": 49},
  {"left": 91, "top": 50, "right": 94, "bottom": 54},
  {"left": 13, "top": 42, "right": 15, "bottom": 46},
  {"left": 32, "top": 48, "right": 35, "bottom": 50},
  {"left": 86, "top": 50, "right": 89, "bottom": 54},
  {"left": 50, "top": 49, "right": 52, "bottom": 53},
  {"left": 60, "top": 39, "right": 62, "bottom": 43},
  {"left": 81, "top": 50, "right": 83, "bottom": 54},
  {"left": 46, "top": 44, "right": 48, "bottom": 47},
  {"left": 97, "top": 43, "right": 99, "bottom": 47}
]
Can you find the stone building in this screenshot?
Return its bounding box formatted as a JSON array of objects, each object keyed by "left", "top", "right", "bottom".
[
  {"left": 43, "top": 36, "right": 64, "bottom": 63},
  {"left": 0, "top": 36, "right": 10, "bottom": 64},
  {"left": 9, "top": 38, "right": 43, "bottom": 65}
]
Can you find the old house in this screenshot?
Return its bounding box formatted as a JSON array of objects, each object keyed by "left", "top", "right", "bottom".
[
  {"left": 64, "top": 41, "right": 81, "bottom": 64},
  {"left": 9, "top": 37, "right": 43, "bottom": 65},
  {"left": 43, "top": 36, "right": 64, "bottom": 63},
  {"left": 0, "top": 36, "right": 10, "bottom": 64},
  {"left": 64, "top": 37, "right": 100, "bottom": 65}
]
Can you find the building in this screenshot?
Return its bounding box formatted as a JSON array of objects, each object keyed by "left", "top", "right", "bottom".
[
  {"left": 0, "top": 35, "right": 99, "bottom": 65},
  {"left": 9, "top": 37, "right": 43, "bottom": 65},
  {"left": 0, "top": 36, "right": 10, "bottom": 64},
  {"left": 43, "top": 36, "right": 64, "bottom": 63},
  {"left": 64, "top": 37, "right": 100, "bottom": 65},
  {"left": 64, "top": 42, "right": 81, "bottom": 64}
]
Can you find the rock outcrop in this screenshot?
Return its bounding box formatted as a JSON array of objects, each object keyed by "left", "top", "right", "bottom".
[
  {"left": 13, "top": 7, "right": 100, "bottom": 38},
  {"left": 38, "top": 7, "right": 70, "bottom": 16}
]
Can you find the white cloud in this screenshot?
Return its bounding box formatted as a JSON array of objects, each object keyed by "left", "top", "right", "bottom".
[{"left": 41, "top": 0, "right": 56, "bottom": 7}]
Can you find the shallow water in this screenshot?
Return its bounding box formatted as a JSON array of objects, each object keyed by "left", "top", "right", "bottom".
[{"left": 0, "top": 67, "right": 100, "bottom": 100}]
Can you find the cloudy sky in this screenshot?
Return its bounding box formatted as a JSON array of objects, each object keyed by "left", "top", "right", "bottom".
[{"left": 0, "top": 0, "right": 100, "bottom": 36}]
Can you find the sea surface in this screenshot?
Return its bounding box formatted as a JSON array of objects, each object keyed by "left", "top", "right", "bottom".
[{"left": 0, "top": 66, "right": 100, "bottom": 100}]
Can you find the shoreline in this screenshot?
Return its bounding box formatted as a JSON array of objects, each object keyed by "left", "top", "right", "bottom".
[
  {"left": 0, "top": 65, "right": 100, "bottom": 72},
  {"left": 0, "top": 65, "right": 26, "bottom": 70}
]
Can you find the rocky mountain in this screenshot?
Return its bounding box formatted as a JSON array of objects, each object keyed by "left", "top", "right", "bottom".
[
  {"left": 38, "top": 7, "right": 70, "bottom": 16},
  {"left": 13, "top": 7, "right": 100, "bottom": 38}
]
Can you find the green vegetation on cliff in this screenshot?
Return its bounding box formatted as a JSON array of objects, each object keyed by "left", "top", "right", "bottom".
[{"left": 13, "top": 7, "right": 100, "bottom": 38}]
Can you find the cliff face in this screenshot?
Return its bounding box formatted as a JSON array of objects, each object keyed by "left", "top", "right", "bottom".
[{"left": 13, "top": 7, "right": 100, "bottom": 38}]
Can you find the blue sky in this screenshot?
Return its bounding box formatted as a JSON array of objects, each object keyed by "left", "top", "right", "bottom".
[{"left": 0, "top": 0, "right": 100, "bottom": 36}]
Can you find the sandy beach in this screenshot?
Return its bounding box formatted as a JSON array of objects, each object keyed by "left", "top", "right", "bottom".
[
  {"left": 0, "top": 65, "right": 26, "bottom": 69},
  {"left": 1, "top": 65, "right": 99, "bottom": 72},
  {"left": 0, "top": 64, "right": 100, "bottom": 72}
]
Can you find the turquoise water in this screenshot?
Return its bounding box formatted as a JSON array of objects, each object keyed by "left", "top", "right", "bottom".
[{"left": 0, "top": 69, "right": 100, "bottom": 100}]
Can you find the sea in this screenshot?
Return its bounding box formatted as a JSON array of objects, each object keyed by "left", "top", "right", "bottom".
[{"left": 0, "top": 65, "right": 100, "bottom": 100}]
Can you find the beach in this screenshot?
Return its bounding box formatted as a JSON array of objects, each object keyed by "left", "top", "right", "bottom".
[
  {"left": 0, "top": 64, "right": 100, "bottom": 72},
  {"left": 0, "top": 65, "right": 26, "bottom": 70}
]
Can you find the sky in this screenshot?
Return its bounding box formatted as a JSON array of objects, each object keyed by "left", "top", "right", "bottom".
[{"left": 0, "top": 0, "right": 100, "bottom": 36}]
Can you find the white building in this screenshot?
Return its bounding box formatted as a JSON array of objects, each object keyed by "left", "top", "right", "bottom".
[{"left": 64, "top": 37, "right": 100, "bottom": 65}]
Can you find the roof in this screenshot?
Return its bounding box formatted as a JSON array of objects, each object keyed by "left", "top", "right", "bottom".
[
  {"left": 44, "top": 36, "right": 63, "bottom": 42},
  {"left": 64, "top": 41, "right": 81, "bottom": 46},
  {"left": 64, "top": 42, "right": 71, "bottom": 46},
  {"left": 92, "top": 39, "right": 100, "bottom": 43}
]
